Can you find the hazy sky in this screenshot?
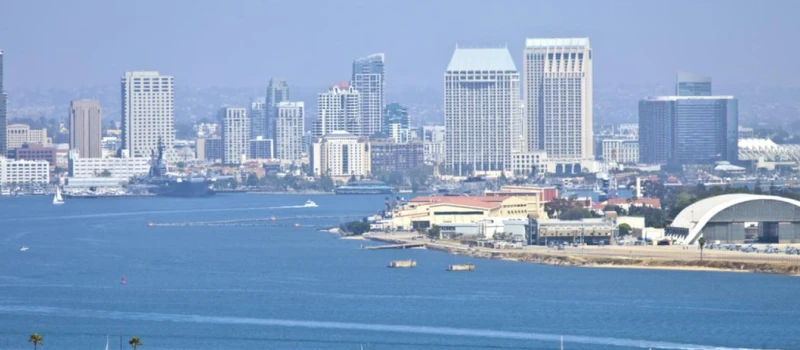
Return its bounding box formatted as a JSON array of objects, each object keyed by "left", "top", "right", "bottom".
[{"left": 1, "top": 0, "right": 798, "bottom": 90}]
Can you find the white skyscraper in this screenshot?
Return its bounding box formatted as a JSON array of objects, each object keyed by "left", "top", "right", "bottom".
[
  {"left": 352, "top": 53, "right": 385, "bottom": 136},
  {"left": 219, "top": 107, "right": 249, "bottom": 164},
  {"left": 523, "top": 38, "right": 593, "bottom": 161},
  {"left": 275, "top": 101, "right": 305, "bottom": 161},
  {"left": 444, "top": 47, "right": 520, "bottom": 175},
  {"left": 0, "top": 49, "right": 7, "bottom": 156},
  {"left": 313, "top": 83, "right": 361, "bottom": 137},
  {"left": 120, "top": 71, "right": 175, "bottom": 159}
]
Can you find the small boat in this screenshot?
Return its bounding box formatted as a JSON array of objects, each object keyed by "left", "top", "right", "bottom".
[
  {"left": 120, "top": 276, "right": 127, "bottom": 285},
  {"left": 304, "top": 200, "right": 318, "bottom": 207},
  {"left": 269, "top": 216, "right": 277, "bottom": 221},
  {"left": 52, "top": 187, "right": 64, "bottom": 205},
  {"left": 19, "top": 246, "right": 29, "bottom": 252},
  {"left": 294, "top": 223, "right": 301, "bottom": 227}
]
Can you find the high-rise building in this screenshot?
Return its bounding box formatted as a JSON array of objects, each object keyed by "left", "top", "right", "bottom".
[
  {"left": 523, "top": 38, "right": 593, "bottom": 160},
  {"left": 120, "top": 71, "right": 175, "bottom": 159},
  {"left": 310, "top": 131, "right": 371, "bottom": 180},
  {"left": 422, "top": 125, "right": 446, "bottom": 164},
  {"left": 352, "top": 53, "right": 385, "bottom": 136},
  {"left": 6, "top": 124, "right": 49, "bottom": 150},
  {"left": 249, "top": 136, "right": 274, "bottom": 160},
  {"left": 69, "top": 100, "right": 103, "bottom": 158},
  {"left": 275, "top": 101, "right": 305, "bottom": 161},
  {"left": 384, "top": 103, "right": 409, "bottom": 143},
  {"left": 0, "top": 49, "right": 6, "bottom": 157},
  {"left": 313, "top": 83, "right": 361, "bottom": 137},
  {"left": 265, "top": 78, "right": 289, "bottom": 140},
  {"left": 219, "top": 107, "right": 249, "bottom": 164},
  {"left": 370, "top": 140, "right": 424, "bottom": 173},
  {"left": 249, "top": 97, "right": 267, "bottom": 140},
  {"left": 676, "top": 72, "right": 711, "bottom": 96},
  {"left": 445, "top": 47, "right": 520, "bottom": 175},
  {"left": 601, "top": 139, "right": 639, "bottom": 164},
  {"left": 639, "top": 96, "right": 737, "bottom": 165}
]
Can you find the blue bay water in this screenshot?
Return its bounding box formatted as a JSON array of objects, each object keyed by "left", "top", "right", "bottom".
[{"left": 0, "top": 194, "right": 797, "bottom": 350}]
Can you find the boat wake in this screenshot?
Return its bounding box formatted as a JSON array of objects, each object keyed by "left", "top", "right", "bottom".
[
  {"left": 0, "top": 305, "right": 781, "bottom": 350},
  {"left": 0, "top": 205, "right": 316, "bottom": 223}
]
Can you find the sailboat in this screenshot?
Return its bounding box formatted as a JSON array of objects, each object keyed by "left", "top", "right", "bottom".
[
  {"left": 120, "top": 275, "right": 127, "bottom": 285},
  {"left": 52, "top": 186, "right": 64, "bottom": 205}
]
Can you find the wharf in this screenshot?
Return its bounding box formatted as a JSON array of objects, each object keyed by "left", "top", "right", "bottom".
[{"left": 363, "top": 243, "right": 426, "bottom": 250}]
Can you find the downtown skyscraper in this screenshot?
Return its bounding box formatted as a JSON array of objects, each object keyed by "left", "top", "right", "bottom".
[
  {"left": 275, "top": 101, "right": 305, "bottom": 161},
  {"left": 69, "top": 100, "right": 103, "bottom": 158},
  {"left": 219, "top": 107, "right": 249, "bottom": 165},
  {"left": 352, "top": 53, "right": 385, "bottom": 136},
  {"left": 120, "top": 71, "right": 175, "bottom": 159},
  {"left": 444, "top": 47, "right": 520, "bottom": 175},
  {"left": 0, "top": 49, "right": 6, "bottom": 156},
  {"left": 313, "top": 83, "right": 361, "bottom": 137},
  {"left": 523, "top": 38, "right": 593, "bottom": 161},
  {"left": 264, "top": 78, "right": 289, "bottom": 140}
]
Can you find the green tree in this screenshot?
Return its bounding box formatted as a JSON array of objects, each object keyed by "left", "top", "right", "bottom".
[
  {"left": 698, "top": 236, "right": 706, "bottom": 261},
  {"left": 603, "top": 205, "right": 627, "bottom": 216},
  {"left": 28, "top": 333, "right": 43, "bottom": 350},
  {"left": 559, "top": 207, "right": 595, "bottom": 220},
  {"left": 545, "top": 198, "right": 573, "bottom": 218},
  {"left": 129, "top": 336, "right": 142, "bottom": 349},
  {"left": 426, "top": 225, "right": 441, "bottom": 239},
  {"left": 341, "top": 221, "right": 371, "bottom": 236},
  {"left": 618, "top": 223, "right": 632, "bottom": 237},
  {"left": 245, "top": 173, "right": 259, "bottom": 187},
  {"left": 629, "top": 206, "right": 666, "bottom": 228}
]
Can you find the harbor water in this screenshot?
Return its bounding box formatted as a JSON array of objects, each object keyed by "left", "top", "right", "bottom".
[{"left": 0, "top": 194, "right": 797, "bottom": 349}]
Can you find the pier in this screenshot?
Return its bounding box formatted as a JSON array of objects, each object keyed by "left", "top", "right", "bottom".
[
  {"left": 363, "top": 243, "right": 426, "bottom": 250},
  {"left": 447, "top": 263, "right": 475, "bottom": 272}
]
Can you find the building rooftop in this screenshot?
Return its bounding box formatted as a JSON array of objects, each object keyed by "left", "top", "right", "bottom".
[
  {"left": 677, "top": 71, "right": 711, "bottom": 83},
  {"left": 643, "top": 95, "right": 735, "bottom": 101},
  {"left": 446, "top": 47, "right": 517, "bottom": 72},
  {"left": 525, "top": 38, "right": 590, "bottom": 48}
]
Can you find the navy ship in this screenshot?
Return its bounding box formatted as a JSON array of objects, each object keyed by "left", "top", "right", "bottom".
[
  {"left": 137, "top": 142, "right": 216, "bottom": 197},
  {"left": 334, "top": 180, "right": 395, "bottom": 195}
]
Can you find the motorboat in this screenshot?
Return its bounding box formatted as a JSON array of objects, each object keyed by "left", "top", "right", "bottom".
[
  {"left": 19, "top": 246, "right": 29, "bottom": 252},
  {"left": 304, "top": 200, "right": 318, "bottom": 207}
]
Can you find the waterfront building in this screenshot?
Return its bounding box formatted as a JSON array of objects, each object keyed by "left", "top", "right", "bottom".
[
  {"left": 67, "top": 151, "right": 150, "bottom": 178},
  {"left": 527, "top": 217, "right": 616, "bottom": 246},
  {"left": 352, "top": 53, "right": 385, "bottom": 136},
  {"left": 120, "top": 71, "right": 175, "bottom": 159},
  {"left": 12, "top": 144, "right": 57, "bottom": 167},
  {"left": 523, "top": 38, "right": 593, "bottom": 161},
  {"left": 0, "top": 156, "right": 50, "bottom": 185},
  {"left": 219, "top": 107, "right": 249, "bottom": 165},
  {"left": 69, "top": 99, "right": 103, "bottom": 158},
  {"left": 310, "top": 131, "right": 370, "bottom": 180},
  {"left": 200, "top": 136, "right": 223, "bottom": 163},
  {"left": 370, "top": 140, "right": 424, "bottom": 174},
  {"left": 639, "top": 96, "right": 737, "bottom": 165},
  {"left": 313, "top": 83, "right": 361, "bottom": 137},
  {"left": 249, "top": 136, "right": 274, "bottom": 160},
  {"left": 6, "top": 124, "right": 49, "bottom": 150},
  {"left": 676, "top": 72, "right": 711, "bottom": 96},
  {"left": 510, "top": 151, "right": 548, "bottom": 179},
  {"left": 389, "top": 195, "right": 541, "bottom": 231},
  {"left": 0, "top": 49, "right": 6, "bottom": 157},
  {"left": 601, "top": 139, "right": 639, "bottom": 164},
  {"left": 265, "top": 78, "right": 290, "bottom": 140},
  {"left": 384, "top": 103, "right": 409, "bottom": 143},
  {"left": 445, "top": 47, "right": 520, "bottom": 175},
  {"left": 249, "top": 97, "right": 267, "bottom": 140},
  {"left": 275, "top": 101, "right": 305, "bottom": 161}
]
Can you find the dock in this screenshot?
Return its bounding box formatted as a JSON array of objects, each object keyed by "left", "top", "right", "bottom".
[
  {"left": 388, "top": 260, "right": 417, "bottom": 268},
  {"left": 447, "top": 263, "right": 475, "bottom": 272},
  {"left": 363, "top": 243, "right": 426, "bottom": 250}
]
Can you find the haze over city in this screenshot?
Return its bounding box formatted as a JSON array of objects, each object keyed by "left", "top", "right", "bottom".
[{"left": 2, "top": 0, "right": 799, "bottom": 89}]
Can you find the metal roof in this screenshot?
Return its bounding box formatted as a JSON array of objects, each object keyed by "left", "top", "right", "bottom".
[{"left": 446, "top": 47, "right": 517, "bottom": 72}]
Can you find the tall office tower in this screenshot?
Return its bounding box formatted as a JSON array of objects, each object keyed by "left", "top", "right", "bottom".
[
  {"left": 444, "top": 47, "right": 520, "bottom": 175},
  {"left": 384, "top": 103, "right": 409, "bottom": 143},
  {"left": 523, "top": 38, "right": 593, "bottom": 160},
  {"left": 352, "top": 53, "right": 385, "bottom": 136},
  {"left": 265, "top": 78, "right": 289, "bottom": 139},
  {"left": 639, "top": 96, "right": 737, "bottom": 165},
  {"left": 219, "top": 107, "right": 249, "bottom": 164},
  {"left": 676, "top": 72, "right": 712, "bottom": 96},
  {"left": 120, "top": 71, "right": 175, "bottom": 159},
  {"left": 313, "top": 83, "right": 361, "bottom": 137},
  {"left": 249, "top": 97, "right": 267, "bottom": 139},
  {"left": 275, "top": 101, "right": 305, "bottom": 161},
  {"left": 69, "top": 100, "right": 103, "bottom": 158},
  {"left": 0, "top": 49, "right": 6, "bottom": 156}
]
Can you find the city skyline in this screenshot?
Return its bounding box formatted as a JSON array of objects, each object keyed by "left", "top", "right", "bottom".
[{"left": 1, "top": 0, "right": 799, "bottom": 90}]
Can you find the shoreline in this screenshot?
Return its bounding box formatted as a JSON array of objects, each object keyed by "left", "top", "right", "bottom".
[{"left": 364, "top": 234, "right": 800, "bottom": 276}]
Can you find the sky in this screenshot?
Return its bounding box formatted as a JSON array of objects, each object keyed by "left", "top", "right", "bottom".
[{"left": 1, "top": 0, "right": 798, "bottom": 90}]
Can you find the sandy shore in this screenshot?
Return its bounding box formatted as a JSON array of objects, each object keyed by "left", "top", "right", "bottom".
[{"left": 363, "top": 233, "right": 800, "bottom": 276}]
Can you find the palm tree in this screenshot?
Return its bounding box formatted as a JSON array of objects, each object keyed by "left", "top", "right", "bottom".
[
  {"left": 28, "top": 333, "right": 43, "bottom": 350},
  {"left": 128, "top": 336, "right": 142, "bottom": 350},
  {"left": 698, "top": 236, "right": 706, "bottom": 261}
]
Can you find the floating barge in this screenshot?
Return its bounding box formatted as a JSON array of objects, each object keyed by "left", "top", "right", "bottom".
[
  {"left": 447, "top": 263, "right": 475, "bottom": 272},
  {"left": 388, "top": 260, "right": 417, "bottom": 268}
]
